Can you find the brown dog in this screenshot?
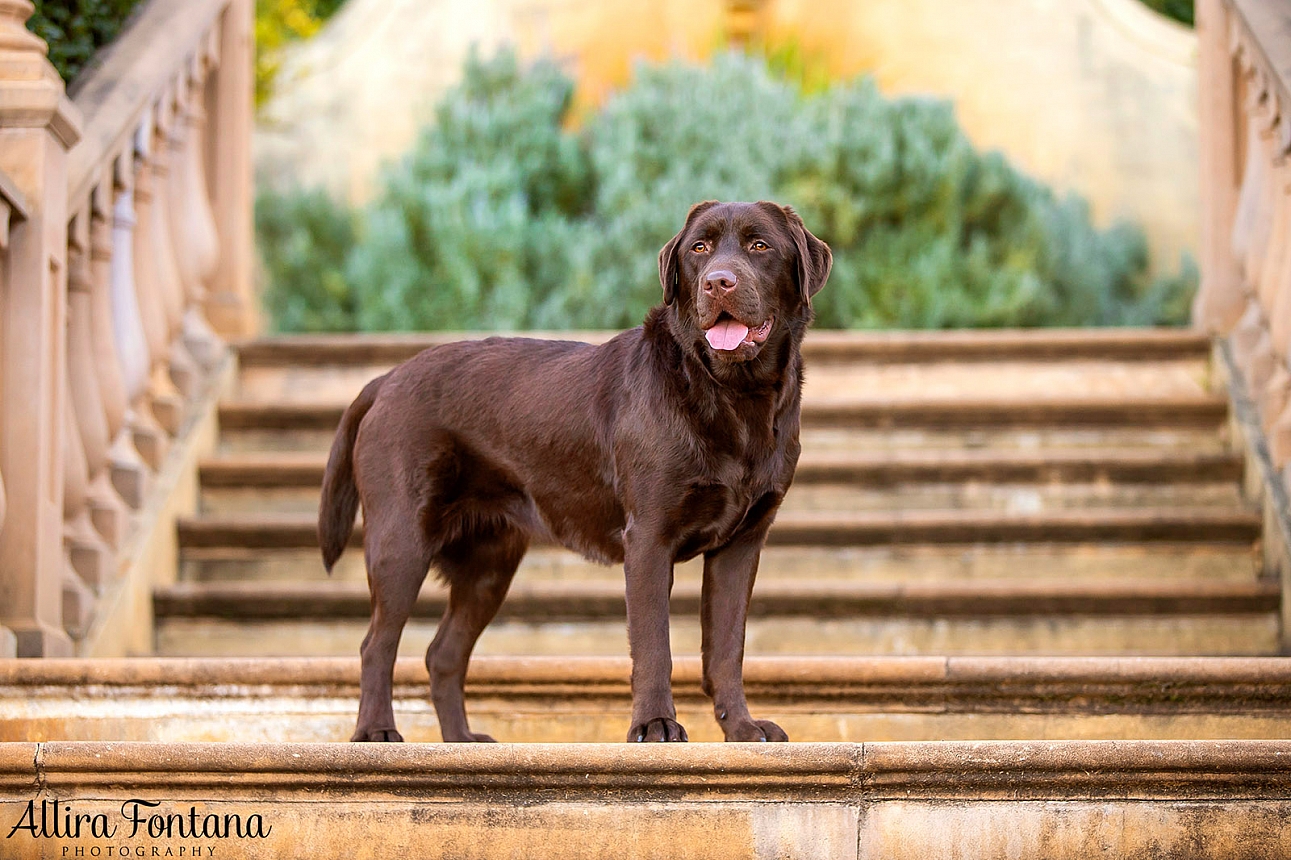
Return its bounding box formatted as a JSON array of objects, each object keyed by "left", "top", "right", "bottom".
[{"left": 318, "top": 200, "right": 832, "bottom": 743}]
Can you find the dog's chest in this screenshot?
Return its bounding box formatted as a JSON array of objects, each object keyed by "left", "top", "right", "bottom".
[{"left": 669, "top": 454, "right": 781, "bottom": 561}]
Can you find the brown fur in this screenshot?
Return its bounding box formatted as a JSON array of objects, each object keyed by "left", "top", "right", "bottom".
[{"left": 318, "top": 201, "right": 832, "bottom": 743}]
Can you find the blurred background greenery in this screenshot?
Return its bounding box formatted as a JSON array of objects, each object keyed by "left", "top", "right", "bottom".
[
  {"left": 29, "top": 0, "right": 1198, "bottom": 332},
  {"left": 257, "top": 49, "right": 1195, "bottom": 333}
]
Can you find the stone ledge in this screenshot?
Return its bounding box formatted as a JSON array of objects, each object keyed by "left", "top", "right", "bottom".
[
  {"left": 4, "top": 655, "right": 1291, "bottom": 711},
  {"left": 2, "top": 741, "right": 1288, "bottom": 857},
  {"left": 0, "top": 739, "right": 1289, "bottom": 798}
]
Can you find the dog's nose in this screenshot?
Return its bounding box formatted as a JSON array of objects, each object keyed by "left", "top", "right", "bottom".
[{"left": 704, "top": 270, "right": 738, "bottom": 295}]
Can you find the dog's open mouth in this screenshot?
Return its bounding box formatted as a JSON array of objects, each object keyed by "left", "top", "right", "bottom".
[{"left": 704, "top": 314, "right": 774, "bottom": 352}]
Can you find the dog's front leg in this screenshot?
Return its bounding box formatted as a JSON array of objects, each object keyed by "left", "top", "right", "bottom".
[
  {"left": 701, "top": 527, "right": 789, "bottom": 742},
  {"left": 623, "top": 526, "right": 686, "bottom": 742}
]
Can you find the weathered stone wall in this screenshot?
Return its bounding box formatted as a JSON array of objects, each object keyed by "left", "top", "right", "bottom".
[{"left": 256, "top": 0, "right": 1197, "bottom": 272}]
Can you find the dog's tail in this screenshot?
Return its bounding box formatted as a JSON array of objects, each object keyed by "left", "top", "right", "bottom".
[{"left": 318, "top": 373, "right": 386, "bottom": 573}]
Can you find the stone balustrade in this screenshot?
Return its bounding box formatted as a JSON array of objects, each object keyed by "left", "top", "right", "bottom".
[
  {"left": 0, "top": 0, "right": 252, "bottom": 656},
  {"left": 1195, "top": 0, "right": 1291, "bottom": 457}
]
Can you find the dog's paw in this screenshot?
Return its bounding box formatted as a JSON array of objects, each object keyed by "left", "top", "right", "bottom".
[
  {"left": 724, "top": 719, "right": 789, "bottom": 743},
  {"left": 628, "top": 718, "right": 689, "bottom": 743},
  {"left": 351, "top": 727, "right": 404, "bottom": 743}
]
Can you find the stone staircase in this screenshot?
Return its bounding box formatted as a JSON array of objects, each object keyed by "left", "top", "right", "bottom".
[
  {"left": 156, "top": 329, "right": 1281, "bottom": 670},
  {"left": 6, "top": 328, "right": 1291, "bottom": 857}
]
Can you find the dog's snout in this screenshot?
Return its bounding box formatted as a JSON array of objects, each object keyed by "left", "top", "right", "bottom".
[{"left": 703, "top": 270, "right": 738, "bottom": 295}]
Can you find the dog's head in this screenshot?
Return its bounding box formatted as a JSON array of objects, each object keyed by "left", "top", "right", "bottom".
[{"left": 658, "top": 201, "right": 832, "bottom": 371}]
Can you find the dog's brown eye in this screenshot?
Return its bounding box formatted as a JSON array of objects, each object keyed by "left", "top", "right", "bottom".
[
  {"left": 751, "top": 240, "right": 769, "bottom": 252},
  {"left": 691, "top": 241, "right": 708, "bottom": 253}
]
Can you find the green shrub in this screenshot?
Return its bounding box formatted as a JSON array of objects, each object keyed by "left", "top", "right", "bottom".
[
  {"left": 256, "top": 49, "right": 1196, "bottom": 332},
  {"left": 27, "top": 0, "right": 145, "bottom": 85},
  {"left": 256, "top": 186, "right": 359, "bottom": 332}
]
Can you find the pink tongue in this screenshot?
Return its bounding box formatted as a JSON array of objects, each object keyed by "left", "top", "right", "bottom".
[{"left": 705, "top": 319, "right": 750, "bottom": 351}]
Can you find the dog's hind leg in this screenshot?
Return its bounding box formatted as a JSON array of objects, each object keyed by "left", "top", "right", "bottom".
[
  {"left": 426, "top": 527, "right": 527, "bottom": 742},
  {"left": 352, "top": 519, "right": 432, "bottom": 743}
]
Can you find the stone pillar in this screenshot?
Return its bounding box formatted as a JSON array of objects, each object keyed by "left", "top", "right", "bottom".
[
  {"left": 204, "top": 0, "right": 256, "bottom": 338},
  {"left": 0, "top": 0, "right": 83, "bottom": 656}
]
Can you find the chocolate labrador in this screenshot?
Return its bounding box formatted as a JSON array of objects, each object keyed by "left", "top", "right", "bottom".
[{"left": 318, "top": 200, "right": 832, "bottom": 743}]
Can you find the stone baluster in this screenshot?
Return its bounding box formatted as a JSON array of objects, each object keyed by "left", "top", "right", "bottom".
[
  {"left": 67, "top": 211, "right": 127, "bottom": 551},
  {"left": 1243, "top": 77, "right": 1277, "bottom": 288},
  {"left": 1193, "top": 0, "right": 1245, "bottom": 332},
  {"left": 61, "top": 365, "right": 104, "bottom": 640},
  {"left": 169, "top": 59, "right": 224, "bottom": 372},
  {"left": 1228, "top": 74, "right": 1283, "bottom": 395},
  {"left": 0, "top": 0, "right": 82, "bottom": 657},
  {"left": 148, "top": 91, "right": 202, "bottom": 400},
  {"left": 91, "top": 178, "right": 148, "bottom": 508},
  {"left": 1247, "top": 99, "right": 1285, "bottom": 397},
  {"left": 205, "top": 0, "right": 256, "bottom": 337},
  {"left": 113, "top": 151, "right": 169, "bottom": 470},
  {"left": 131, "top": 118, "right": 187, "bottom": 436}
]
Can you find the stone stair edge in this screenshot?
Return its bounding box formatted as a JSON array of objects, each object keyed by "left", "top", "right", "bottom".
[
  {"left": 233, "top": 328, "right": 1213, "bottom": 367},
  {"left": 215, "top": 395, "right": 1231, "bottom": 431},
  {"left": 174, "top": 508, "right": 1265, "bottom": 550},
  {"left": 197, "top": 448, "right": 1247, "bottom": 488},
  {"left": 4, "top": 654, "right": 1291, "bottom": 691},
  {"left": 2, "top": 739, "right": 1289, "bottom": 798},
  {"left": 152, "top": 577, "right": 1282, "bottom": 620}
]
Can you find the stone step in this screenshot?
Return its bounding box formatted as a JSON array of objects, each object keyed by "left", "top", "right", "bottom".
[
  {"left": 239, "top": 362, "right": 1215, "bottom": 407},
  {"left": 153, "top": 579, "right": 1282, "bottom": 658},
  {"left": 216, "top": 394, "right": 1230, "bottom": 434},
  {"left": 4, "top": 656, "right": 1291, "bottom": 744},
  {"left": 231, "top": 331, "right": 1214, "bottom": 410},
  {"left": 1, "top": 739, "right": 1288, "bottom": 859},
  {"left": 235, "top": 328, "right": 1214, "bottom": 368},
  {"left": 197, "top": 449, "right": 1248, "bottom": 515},
  {"left": 202, "top": 481, "right": 1249, "bottom": 517},
  {"left": 156, "top": 579, "right": 1282, "bottom": 621},
  {"left": 155, "top": 612, "right": 1281, "bottom": 657},
  {"left": 236, "top": 356, "right": 1213, "bottom": 405},
  {"left": 175, "top": 508, "right": 1264, "bottom": 551},
  {"left": 199, "top": 449, "right": 1246, "bottom": 489},
  {"left": 181, "top": 544, "right": 1263, "bottom": 585},
  {"left": 219, "top": 424, "right": 1236, "bottom": 458}
]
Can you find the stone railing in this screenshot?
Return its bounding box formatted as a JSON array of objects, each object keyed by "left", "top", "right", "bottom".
[
  {"left": 1195, "top": 0, "right": 1291, "bottom": 452},
  {"left": 0, "top": 0, "right": 252, "bottom": 656}
]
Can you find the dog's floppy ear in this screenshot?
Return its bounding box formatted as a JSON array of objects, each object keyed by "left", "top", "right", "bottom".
[
  {"left": 772, "top": 203, "right": 832, "bottom": 305},
  {"left": 659, "top": 200, "right": 720, "bottom": 305}
]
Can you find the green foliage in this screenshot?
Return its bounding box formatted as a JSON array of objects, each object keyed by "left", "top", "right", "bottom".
[
  {"left": 256, "top": 49, "right": 1196, "bottom": 333},
  {"left": 256, "top": 186, "right": 359, "bottom": 332},
  {"left": 27, "top": 0, "right": 145, "bottom": 84},
  {"left": 1138, "top": 0, "right": 1193, "bottom": 26},
  {"left": 345, "top": 49, "right": 594, "bottom": 330}
]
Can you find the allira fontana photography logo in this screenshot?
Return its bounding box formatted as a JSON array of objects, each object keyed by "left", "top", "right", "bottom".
[{"left": 6, "top": 798, "right": 272, "bottom": 854}]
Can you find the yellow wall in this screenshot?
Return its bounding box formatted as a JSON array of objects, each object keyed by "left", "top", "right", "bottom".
[{"left": 256, "top": 0, "right": 1197, "bottom": 272}]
